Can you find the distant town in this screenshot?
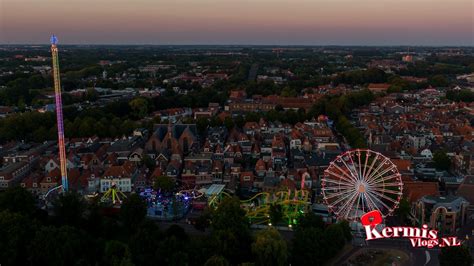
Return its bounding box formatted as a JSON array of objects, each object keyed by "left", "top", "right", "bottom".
[{"left": 0, "top": 45, "right": 473, "bottom": 265}]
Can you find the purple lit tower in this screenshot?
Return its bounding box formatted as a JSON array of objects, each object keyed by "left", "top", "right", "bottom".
[{"left": 50, "top": 35, "right": 68, "bottom": 191}]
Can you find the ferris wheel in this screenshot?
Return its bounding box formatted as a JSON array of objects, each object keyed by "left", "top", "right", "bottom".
[{"left": 322, "top": 149, "right": 403, "bottom": 221}]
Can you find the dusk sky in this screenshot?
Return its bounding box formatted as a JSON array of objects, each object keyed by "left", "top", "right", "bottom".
[{"left": 1, "top": 0, "right": 473, "bottom": 45}]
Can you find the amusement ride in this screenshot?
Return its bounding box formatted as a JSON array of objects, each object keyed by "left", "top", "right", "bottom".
[
  {"left": 50, "top": 35, "right": 68, "bottom": 192},
  {"left": 322, "top": 149, "right": 403, "bottom": 221}
]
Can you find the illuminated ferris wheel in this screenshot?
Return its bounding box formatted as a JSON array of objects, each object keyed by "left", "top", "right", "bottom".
[{"left": 322, "top": 149, "right": 403, "bottom": 221}]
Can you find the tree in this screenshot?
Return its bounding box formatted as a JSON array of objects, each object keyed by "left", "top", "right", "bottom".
[
  {"left": 251, "top": 228, "right": 288, "bottom": 266},
  {"left": 446, "top": 89, "right": 474, "bottom": 103},
  {"left": 120, "top": 119, "right": 137, "bottom": 136},
  {"left": 52, "top": 191, "right": 86, "bottom": 227},
  {"left": 429, "top": 75, "right": 449, "bottom": 87},
  {"left": 204, "top": 255, "right": 230, "bottom": 266},
  {"left": 196, "top": 117, "right": 209, "bottom": 135},
  {"left": 183, "top": 235, "right": 216, "bottom": 265},
  {"left": 166, "top": 224, "right": 188, "bottom": 241},
  {"left": 292, "top": 228, "right": 327, "bottom": 265},
  {"left": 85, "top": 88, "right": 99, "bottom": 102},
  {"left": 129, "top": 97, "right": 149, "bottom": 119},
  {"left": 94, "top": 121, "right": 108, "bottom": 138},
  {"left": 433, "top": 150, "right": 451, "bottom": 171},
  {"left": 439, "top": 246, "right": 472, "bottom": 266},
  {"left": 211, "top": 197, "right": 252, "bottom": 264},
  {"left": 387, "top": 85, "right": 403, "bottom": 93},
  {"left": 212, "top": 197, "right": 249, "bottom": 233},
  {"left": 141, "top": 153, "right": 155, "bottom": 171},
  {"left": 104, "top": 240, "right": 134, "bottom": 266},
  {"left": 234, "top": 115, "right": 245, "bottom": 128},
  {"left": 120, "top": 194, "right": 147, "bottom": 231},
  {"left": 395, "top": 197, "right": 411, "bottom": 224},
  {"left": 156, "top": 235, "right": 189, "bottom": 265},
  {"left": 224, "top": 117, "right": 235, "bottom": 130},
  {"left": 210, "top": 116, "right": 223, "bottom": 127},
  {"left": 297, "top": 212, "right": 325, "bottom": 230},
  {"left": 79, "top": 117, "right": 95, "bottom": 137},
  {"left": 193, "top": 210, "right": 212, "bottom": 231},
  {"left": 28, "top": 226, "right": 96, "bottom": 266},
  {"left": 129, "top": 220, "right": 162, "bottom": 266},
  {"left": 0, "top": 211, "right": 35, "bottom": 265},
  {"left": 281, "top": 87, "right": 297, "bottom": 97},
  {"left": 33, "top": 126, "right": 50, "bottom": 142},
  {"left": 323, "top": 224, "right": 346, "bottom": 256},
  {"left": 338, "top": 220, "right": 353, "bottom": 241},
  {"left": 269, "top": 203, "right": 283, "bottom": 225},
  {"left": 153, "top": 175, "right": 175, "bottom": 193},
  {"left": 245, "top": 112, "right": 260, "bottom": 123},
  {"left": 0, "top": 186, "right": 36, "bottom": 216}
]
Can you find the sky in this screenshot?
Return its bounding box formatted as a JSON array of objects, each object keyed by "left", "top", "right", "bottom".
[{"left": 1, "top": 0, "right": 473, "bottom": 45}]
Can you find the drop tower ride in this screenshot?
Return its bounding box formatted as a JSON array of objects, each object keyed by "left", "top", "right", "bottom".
[{"left": 50, "top": 35, "right": 68, "bottom": 191}]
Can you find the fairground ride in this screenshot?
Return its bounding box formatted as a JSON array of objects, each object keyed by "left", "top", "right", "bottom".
[
  {"left": 50, "top": 35, "right": 68, "bottom": 192},
  {"left": 321, "top": 149, "right": 403, "bottom": 221},
  {"left": 100, "top": 183, "right": 127, "bottom": 207},
  {"left": 139, "top": 188, "right": 192, "bottom": 220},
  {"left": 210, "top": 189, "right": 311, "bottom": 225}
]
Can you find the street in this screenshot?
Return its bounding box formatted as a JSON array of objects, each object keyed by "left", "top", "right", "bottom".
[{"left": 334, "top": 237, "right": 440, "bottom": 266}]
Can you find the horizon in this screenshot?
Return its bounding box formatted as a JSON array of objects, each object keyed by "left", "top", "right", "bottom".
[
  {"left": 1, "top": 43, "right": 474, "bottom": 47},
  {"left": 1, "top": 0, "right": 473, "bottom": 46}
]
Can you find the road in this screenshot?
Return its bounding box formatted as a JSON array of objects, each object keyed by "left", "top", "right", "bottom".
[
  {"left": 367, "top": 238, "right": 439, "bottom": 266},
  {"left": 334, "top": 237, "right": 441, "bottom": 266},
  {"left": 248, "top": 63, "right": 258, "bottom": 81}
]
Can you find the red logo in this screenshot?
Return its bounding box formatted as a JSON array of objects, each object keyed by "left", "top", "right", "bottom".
[
  {"left": 360, "top": 210, "right": 383, "bottom": 228},
  {"left": 360, "top": 210, "right": 462, "bottom": 248}
]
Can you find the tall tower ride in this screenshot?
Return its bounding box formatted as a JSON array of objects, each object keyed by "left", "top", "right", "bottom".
[{"left": 50, "top": 35, "right": 68, "bottom": 191}]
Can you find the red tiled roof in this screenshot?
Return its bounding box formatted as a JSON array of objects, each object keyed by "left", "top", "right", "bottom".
[
  {"left": 392, "top": 159, "right": 412, "bottom": 172},
  {"left": 368, "top": 83, "right": 390, "bottom": 89},
  {"left": 403, "top": 181, "right": 439, "bottom": 203},
  {"left": 456, "top": 176, "right": 474, "bottom": 205},
  {"left": 104, "top": 165, "right": 132, "bottom": 178}
]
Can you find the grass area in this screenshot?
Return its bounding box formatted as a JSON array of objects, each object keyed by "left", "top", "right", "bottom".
[{"left": 374, "top": 249, "right": 409, "bottom": 266}]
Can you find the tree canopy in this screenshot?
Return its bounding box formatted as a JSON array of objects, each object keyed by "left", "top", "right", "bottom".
[
  {"left": 439, "top": 246, "right": 472, "bottom": 266},
  {"left": 433, "top": 150, "right": 451, "bottom": 171},
  {"left": 251, "top": 227, "right": 288, "bottom": 266}
]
